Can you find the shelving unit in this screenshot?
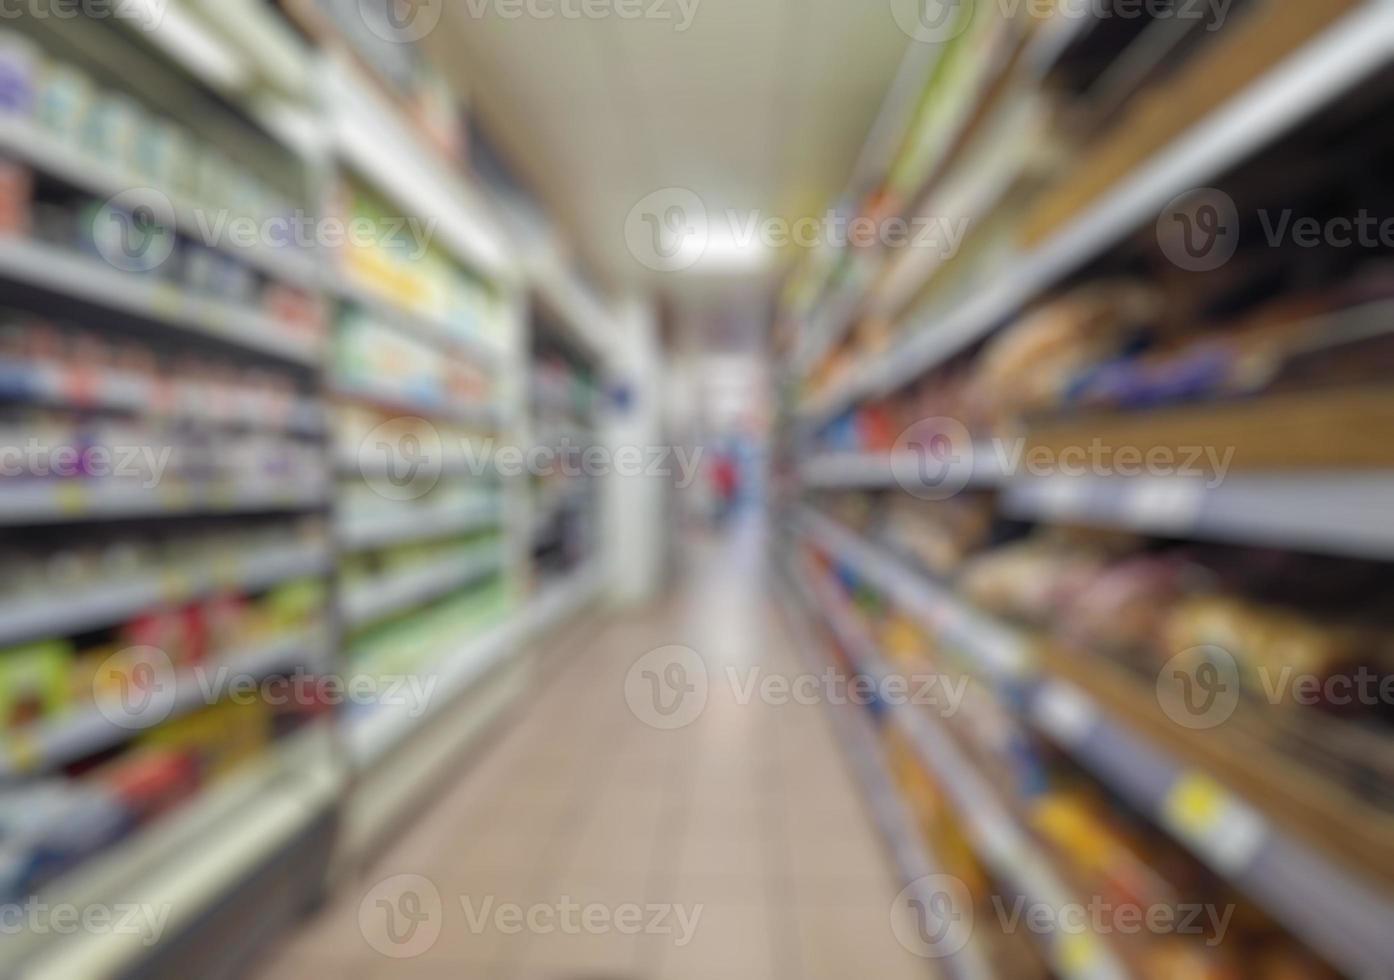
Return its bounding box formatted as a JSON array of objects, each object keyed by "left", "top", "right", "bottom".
[
  {"left": 0, "top": 542, "right": 328, "bottom": 648},
  {"left": 340, "top": 551, "right": 504, "bottom": 629},
  {"left": 795, "top": 2, "right": 1394, "bottom": 428},
  {"left": 0, "top": 5, "right": 612, "bottom": 977},
  {"left": 793, "top": 508, "right": 1394, "bottom": 977},
  {"left": 0, "top": 627, "right": 329, "bottom": 778},
  {"left": 15, "top": 721, "right": 344, "bottom": 980},
  {"left": 791, "top": 556, "right": 1128, "bottom": 980},
  {"left": 525, "top": 283, "right": 606, "bottom": 594},
  {"left": 0, "top": 239, "right": 324, "bottom": 366},
  {"left": 775, "top": 568, "right": 996, "bottom": 980},
  {"left": 338, "top": 501, "right": 501, "bottom": 552},
  {"left": 778, "top": 2, "right": 1394, "bottom": 978}
]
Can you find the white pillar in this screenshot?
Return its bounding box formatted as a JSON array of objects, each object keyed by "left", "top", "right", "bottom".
[{"left": 601, "top": 293, "right": 667, "bottom": 606}]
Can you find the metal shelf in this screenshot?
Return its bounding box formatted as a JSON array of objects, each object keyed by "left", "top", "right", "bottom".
[
  {"left": 346, "top": 566, "right": 602, "bottom": 765},
  {"left": 798, "top": 557, "right": 1127, "bottom": 980},
  {"left": 332, "top": 377, "right": 503, "bottom": 429},
  {"left": 331, "top": 274, "right": 503, "bottom": 368},
  {"left": 775, "top": 568, "right": 995, "bottom": 980},
  {"left": 0, "top": 478, "right": 329, "bottom": 527},
  {"left": 338, "top": 502, "right": 502, "bottom": 552},
  {"left": 0, "top": 239, "right": 324, "bottom": 366},
  {"left": 341, "top": 551, "right": 503, "bottom": 628},
  {"left": 796, "top": 507, "right": 1394, "bottom": 978},
  {"left": 0, "top": 543, "right": 328, "bottom": 648},
  {"left": 0, "top": 117, "right": 322, "bottom": 289},
  {"left": 11, "top": 722, "right": 343, "bottom": 980},
  {"left": 0, "top": 358, "right": 325, "bottom": 436},
  {"left": 797, "top": 4, "right": 1394, "bottom": 428},
  {"left": 325, "top": 55, "right": 513, "bottom": 281},
  {"left": 800, "top": 447, "right": 1009, "bottom": 491},
  {"left": 0, "top": 627, "right": 328, "bottom": 777},
  {"left": 344, "top": 612, "right": 523, "bottom": 766},
  {"left": 1001, "top": 470, "right": 1394, "bottom": 561}
]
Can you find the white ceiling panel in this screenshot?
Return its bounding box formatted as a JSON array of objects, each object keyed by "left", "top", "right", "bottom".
[{"left": 431, "top": 0, "right": 914, "bottom": 305}]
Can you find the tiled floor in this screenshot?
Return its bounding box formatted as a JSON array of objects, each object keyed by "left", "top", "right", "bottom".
[{"left": 251, "top": 520, "right": 932, "bottom": 980}]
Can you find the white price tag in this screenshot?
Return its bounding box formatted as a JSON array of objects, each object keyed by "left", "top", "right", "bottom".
[
  {"left": 1124, "top": 478, "right": 1206, "bottom": 532},
  {"left": 1033, "top": 681, "right": 1097, "bottom": 746},
  {"left": 1162, "top": 772, "right": 1267, "bottom": 875},
  {"left": 1040, "top": 476, "right": 1087, "bottom": 516}
]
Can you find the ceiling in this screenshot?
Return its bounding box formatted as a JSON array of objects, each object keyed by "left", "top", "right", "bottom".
[{"left": 429, "top": 0, "right": 912, "bottom": 309}]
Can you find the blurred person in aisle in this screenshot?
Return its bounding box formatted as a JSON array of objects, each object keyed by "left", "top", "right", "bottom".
[{"left": 711, "top": 443, "right": 740, "bottom": 526}]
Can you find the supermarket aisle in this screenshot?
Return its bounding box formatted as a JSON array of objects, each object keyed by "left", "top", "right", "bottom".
[{"left": 252, "top": 517, "right": 929, "bottom": 980}]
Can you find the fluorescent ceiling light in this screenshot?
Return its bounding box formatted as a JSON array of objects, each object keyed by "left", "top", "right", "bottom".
[{"left": 676, "top": 225, "right": 771, "bottom": 274}]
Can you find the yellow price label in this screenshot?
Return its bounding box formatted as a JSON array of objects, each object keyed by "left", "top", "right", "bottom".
[
  {"left": 55, "top": 483, "right": 86, "bottom": 516},
  {"left": 1057, "top": 932, "right": 1100, "bottom": 975},
  {"left": 160, "top": 567, "right": 191, "bottom": 604},
  {"left": 209, "top": 481, "right": 236, "bottom": 509},
  {"left": 1167, "top": 772, "right": 1225, "bottom": 830},
  {"left": 8, "top": 731, "right": 40, "bottom": 773},
  {"left": 151, "top": 284, "right": 182, "bottom": 318},
  {"left": 210, "top": 553, "right": 241, "bottom": 590},
  {"left": 1163, "top": 772, "right": 1265, "bottom": 874},
  {"left": 159, "top": 482, "right": 190, "bottom": 512}
]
